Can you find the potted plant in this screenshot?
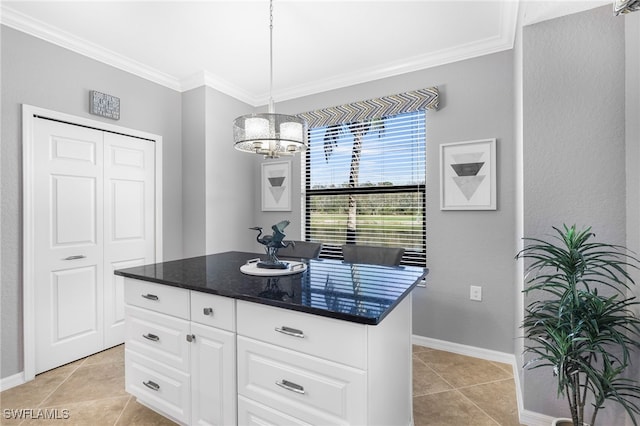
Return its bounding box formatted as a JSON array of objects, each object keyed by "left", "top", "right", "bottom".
[{"left": 517, "top": 225, "right": 640, "bottom": 425}]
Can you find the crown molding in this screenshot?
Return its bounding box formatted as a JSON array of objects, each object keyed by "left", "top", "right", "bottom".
[
  {"left": 1, "top": 5, "right": 182, "bottom": 92},
  {"left": 1, "top": 1, "right": 518, "bottom": 105},
  {"left": 269, "top": 1, "right": 519, "bottom": 104},
  {"left": 180, "top": 71, "right": 258, "bottom": 106}
]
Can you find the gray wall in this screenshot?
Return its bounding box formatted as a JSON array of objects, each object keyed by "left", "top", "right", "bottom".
[
  {"left": 203, "top": 86, "right": 257, "bottom": 255},
  {"left": 181, "top": 85, "right": 257, "bottom": 257},
  {"left": 260, "top": 50, "right": 518, "bottom": 354},
  {"left": 0, "top": 26, "right": 183, "bottom": 378},
  {"left": 626, "top": 11, "right": 640, "bottom": 426},
  {"left": 182, "top": 87, "right": 207, "bottom": 257},
  {"left": 522, "top": 6, "right": 632, "bottom": 423}
]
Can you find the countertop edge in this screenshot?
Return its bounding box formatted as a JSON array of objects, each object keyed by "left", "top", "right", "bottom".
[{"left": 115, "top": 253, "right": 428, "bottom": 326}]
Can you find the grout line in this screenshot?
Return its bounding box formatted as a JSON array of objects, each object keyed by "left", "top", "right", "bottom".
[
  {"left": 113, "top": 395, "right": 133, "bottom": 426},
  {"left": 454, "top": 376, "right": 516, "bottom": 392},
  {"left": 35, "top": 362, "right": 84, "bottom": 408},
  {"left": 33, "top": 348, "right": 122, "bottom": 408},
  {"left": 412, "top": 354, "right": 458, "bottom": 397},
  {"left": 453, "top": 388, "right": 502, "bottom": 425}
]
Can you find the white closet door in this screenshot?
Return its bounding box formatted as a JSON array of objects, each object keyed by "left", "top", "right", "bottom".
[
  {"left": 103, "top": 132, "right": 156, "bottom": 347},
  {"left": 32, "top": 118, "right": 157, "bottom": 373},
  {"left": 34, "top": 118, "right": 105, "bottom": 373}
]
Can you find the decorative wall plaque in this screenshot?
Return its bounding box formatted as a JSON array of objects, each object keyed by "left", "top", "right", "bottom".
[{"left": 89, "top": 90, "right": 120, "bottom": 120}]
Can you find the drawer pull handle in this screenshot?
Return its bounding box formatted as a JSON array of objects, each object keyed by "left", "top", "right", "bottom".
[
  {"left": 142, "top": 333, "right": 159, "bottom": 342},
  {"left": 276, "top": 379, "right": 305, "bottom": 395},
  {"left": 141, "top": 294, "right": 159, "bottom": 301},
  {"left": 63, "top": 255, "right": 86, "bottom": 260},
  {"left": 203, "top": 307, "right": 214, "bottom": 316},
  {"left": 275, "top": 326, "right": 305, "bottom": 338},
  {"left": 143, "top": 380, "right": 160, "bottom": 391}
]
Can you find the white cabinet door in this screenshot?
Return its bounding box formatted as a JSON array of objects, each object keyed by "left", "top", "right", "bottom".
[
  {"left": 33, "top": 119, "right": 105, "bottom": 373},
  {"left": 190, "top": 322, "right": 236, "bottom": 426}
]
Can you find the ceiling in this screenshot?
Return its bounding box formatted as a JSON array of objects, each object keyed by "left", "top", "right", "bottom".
[{"left": 1, "top": 1, "right": 610, "bottom": 106}]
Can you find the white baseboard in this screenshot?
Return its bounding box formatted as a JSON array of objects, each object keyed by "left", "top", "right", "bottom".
[
  {"left": 411, "top": 335, "right": 554, "bottom": 426},
  {"left": 0, "top": 371, "right": 25, "bottom": 392},
  {"left": 412, "top": 334, "right": 516, "bottom": 365}
]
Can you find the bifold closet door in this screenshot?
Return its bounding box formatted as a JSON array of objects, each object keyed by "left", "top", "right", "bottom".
[
  {"left": 33, "top": 118, "right": 155, "bottom": 373},
  {"left": 103, "top": 132, "right": 155, "bottom": 348}
]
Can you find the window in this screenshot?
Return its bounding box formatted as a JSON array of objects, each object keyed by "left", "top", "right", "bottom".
[{"left": 304, "top": 111, "right": 426, "bottom": 266}]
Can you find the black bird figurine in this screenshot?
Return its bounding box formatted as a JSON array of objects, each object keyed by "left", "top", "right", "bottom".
[{"left": 250, "top": 220, "right": 294, "bottom": 269}]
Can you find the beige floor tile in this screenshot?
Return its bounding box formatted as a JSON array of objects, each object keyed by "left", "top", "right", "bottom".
[
  {"left": 0, "top": 365, "right": 78, "bottom": 410},
  {"left": 40, "top": 362, "right": 127, "bottom": 408},
  {"left": 413, "top": 344, "right": 435, "bottom": 354},
  {"left": 413, "top": 356, "right": 453, "bottom": 396},
  {"left": 490, "top": 360, "right": 514, "bottom": 377},
  {"left": 115, "top": 398, "right": 178, "bottom": 425},
  {"left": 18, "top": 396, "right": 130, "bottom": 426},
  {"left": 415, "top": 350, "right": 512, "bottom": 388},
  {"left": 459, "top": 379, "right": 522, "bottom": 426},
  {"left": 82, "top": 345, "right": 124, "bottom": 366},
  {"left": 413, "top": 390, "right": 499, "bottom": 426}
]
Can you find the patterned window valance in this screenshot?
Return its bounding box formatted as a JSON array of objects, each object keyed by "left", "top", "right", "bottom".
[
  {"left": 297, "top": 87, "right": 439, "bottom": 129},
  {"left": 614, "top": 0, "right": 640, "bottom": 15}
]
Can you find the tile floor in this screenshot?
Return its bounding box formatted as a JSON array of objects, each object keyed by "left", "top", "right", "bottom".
[{"left": 1, "top": 344, "right": 523, "bottom": 425}]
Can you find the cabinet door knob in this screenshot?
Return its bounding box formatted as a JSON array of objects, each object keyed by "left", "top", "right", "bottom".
[
  {"left": 142, "top": 333, "right": 159, "bottom": 342},
  {"left": 275, "top": 326, "right": 305, "bottom": 338},
  {"left": 203, "top": 307, "right": 214, "bottom": 316},
  {"left": 186, "top": 334, "right": 196, "bottom": 342},
  {"left": 143, "top": 380, "right": 160, "bottom": 391},
  {"left": 276, "top": 379, "right": 305, "bottom": 394},
  {"left": 141, "top": 294, "right": 159, "bottom": 301}
]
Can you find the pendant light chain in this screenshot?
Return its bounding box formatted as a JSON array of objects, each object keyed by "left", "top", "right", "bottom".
[
  {"left": 232, "top": 0, "right": 308, "bottom": 158},
  {"left": 268, "top": 0, "right": 274, "bottom": 113}
]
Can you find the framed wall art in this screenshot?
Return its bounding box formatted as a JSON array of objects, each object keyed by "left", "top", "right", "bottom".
[
  {"left": 261, "top": 160, "right": 291, "bottom": 211},
  {"left": 440, "top": 138, "right": 496, "bottom": 210}
]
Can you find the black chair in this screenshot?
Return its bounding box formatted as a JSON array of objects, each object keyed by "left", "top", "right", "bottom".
[
  {"left": 341, "top": 244, "right": 404, "bottom": 266},
  {"left": 278, "top": 241, "right": 323, "bottom": 259}
]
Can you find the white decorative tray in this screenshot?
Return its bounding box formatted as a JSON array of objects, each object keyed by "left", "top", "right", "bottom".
[{"left": 240, "top": 258, "right": 307, "bottom": 276}]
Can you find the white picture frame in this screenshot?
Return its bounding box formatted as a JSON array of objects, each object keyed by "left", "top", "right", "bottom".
[
  {"left": 261, "top": 160, "right": 292, "bottom": 211},
  {"left": 440, "top": 138, "right": 497, "bottom": 210}
]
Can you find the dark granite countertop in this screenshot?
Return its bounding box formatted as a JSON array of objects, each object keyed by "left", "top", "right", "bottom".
[{"left": 114, "top": 251, "right": 428, "bottom": 325}]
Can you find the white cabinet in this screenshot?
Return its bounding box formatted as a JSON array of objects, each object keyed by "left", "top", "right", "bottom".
[
  {"left": 236, "top": 297, "right": 414, "bottom": 426},
  {"left": 124, "top": 277, "right": 414, "bottom": 426},
  {"left": 124, "top": 278, "right": 236, "bottom": 426}
]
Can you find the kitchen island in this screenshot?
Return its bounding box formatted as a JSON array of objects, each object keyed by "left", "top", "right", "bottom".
[{"left": 115, "top": 251, "right": 428, "bottom": 426}]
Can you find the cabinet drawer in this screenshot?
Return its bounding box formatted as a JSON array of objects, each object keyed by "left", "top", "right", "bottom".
[
  {"left": 238, "top": 396, "right": 311, "bottom": 426},
  {"left": 190, "top": 292, "right": 235, "bottom": 331},
  {"left": 124, "top": 278, "right": 189, "bottom": 319},
  {"left": 125, "top": 349, "right": 190, "bottom": 425},
  {"left": 125, "top": 305, "right": 190, "bottom": 372},
  {"left": 237, "top": 301, "right": 367, "bottom": 369},
  {"left": 238, "top": 336, "right": 366, "bottom": 426}
]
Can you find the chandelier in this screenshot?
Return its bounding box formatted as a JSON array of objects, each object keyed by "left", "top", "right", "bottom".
[{"left": 233, "top": 0, "right": 308, "bottom": 159}]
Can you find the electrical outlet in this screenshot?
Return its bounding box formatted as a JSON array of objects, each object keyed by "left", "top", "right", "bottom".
[{"left": 470, "top": 285, "right": 482, "bottom": 301}]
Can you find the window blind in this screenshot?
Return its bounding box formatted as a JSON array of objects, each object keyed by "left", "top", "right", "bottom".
[{"left": 304, "top": 111, "right": 426, "bottom": 266}]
